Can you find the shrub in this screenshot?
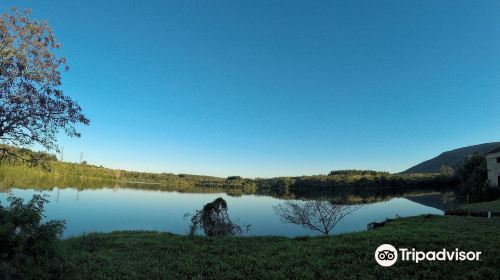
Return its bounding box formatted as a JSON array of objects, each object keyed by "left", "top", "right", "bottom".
[
  {"left": 0, "top": 194, "right": 65, "bottom": 279},
  {"left": 186, "top": 197, "right": 243, "bottom": 237}
]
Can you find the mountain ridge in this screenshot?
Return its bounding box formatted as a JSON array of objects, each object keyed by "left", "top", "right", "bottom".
[{"left": 402, "top": 142, "right": 500, "bottom": 174}]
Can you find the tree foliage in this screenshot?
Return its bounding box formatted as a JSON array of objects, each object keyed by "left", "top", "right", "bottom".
[
  {"left": 456, "top": 154, "right": 488, "bottom": 200},
  {"left": 0, "top": 8, "right": 89, "bottom": 164},
  {"left": 0, "top": 144, "right": 57, "bottom": 168},
  {"left": 439, "top": 165, "right": 455, "bottom": 177},
  {"left": 273, "top": 199, "right": 362, "bottom": 235},
  {"left": 328, "top": 170, "right": 389, "bottom": 176}
]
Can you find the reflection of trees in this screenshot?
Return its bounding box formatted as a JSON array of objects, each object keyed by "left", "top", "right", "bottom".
[
  {"left": 0, "top": 165, "right": 459, "bottom": 203},
  {"left": 404, "top": 191, "right": 458, "bottom": 211},
  {"left": 0, "top": 176, "right": 458, "bottom": 205}
]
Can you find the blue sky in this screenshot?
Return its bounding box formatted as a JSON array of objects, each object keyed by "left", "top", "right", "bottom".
[{"left": 2, "top": 1, "right": 499, "bottom": 177}]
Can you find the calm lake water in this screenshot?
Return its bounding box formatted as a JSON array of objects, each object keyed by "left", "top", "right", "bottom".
[{"left": 0, "top": 187, "right": 446, "bottom": 238}]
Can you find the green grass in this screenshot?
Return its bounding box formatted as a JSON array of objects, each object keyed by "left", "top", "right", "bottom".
[
  {"left": 55, "top": 215, "right": 500, "bottom": 280},
  {"left": 460, "top": 198, "right": 500, "bottom": 211}
]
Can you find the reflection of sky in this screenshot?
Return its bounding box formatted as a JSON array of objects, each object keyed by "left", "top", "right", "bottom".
[{"left": 0, "top": 188, "right": 443, "bottom": 238}]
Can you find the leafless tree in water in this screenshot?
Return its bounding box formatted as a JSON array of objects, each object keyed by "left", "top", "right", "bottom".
[{"left": 273, "top": 199, "right": 362, "bottom": 235}]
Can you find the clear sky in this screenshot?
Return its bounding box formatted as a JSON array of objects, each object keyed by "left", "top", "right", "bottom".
[{"left": 2, "top": 1, "right": 499, "bottom": 177}]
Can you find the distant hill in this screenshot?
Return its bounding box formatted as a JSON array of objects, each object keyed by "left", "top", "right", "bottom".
[{"left": 402, "top": 142, "right": 500, "bottom": 174}]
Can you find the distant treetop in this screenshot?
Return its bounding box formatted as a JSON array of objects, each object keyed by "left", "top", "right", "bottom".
[{"left": 328, "top": 170, "right": 390, "bottom": 176}]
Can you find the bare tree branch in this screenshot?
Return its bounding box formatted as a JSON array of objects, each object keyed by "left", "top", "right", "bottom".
[{"left": 273, "top": 199, "right": 363, "bottom": 235}]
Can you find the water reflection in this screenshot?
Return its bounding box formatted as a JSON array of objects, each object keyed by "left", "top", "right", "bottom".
[{"left": 0, "top": 186, "right": 445, "bottom": 238}]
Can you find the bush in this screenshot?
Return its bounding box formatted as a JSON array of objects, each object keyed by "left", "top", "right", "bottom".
[
  {"left": 186, "top": 197, "right": 243, "bottom": 237},
  {"left": 0, "top": 194, "right": 65, "bottom": 279}
]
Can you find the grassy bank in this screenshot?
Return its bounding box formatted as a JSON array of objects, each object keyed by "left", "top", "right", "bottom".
[
  {"left": 460, "top": 198, "right": 500, "bottom": 211},
  {"left": 55, "top": 215, "right": 499, "bottom": 279}
]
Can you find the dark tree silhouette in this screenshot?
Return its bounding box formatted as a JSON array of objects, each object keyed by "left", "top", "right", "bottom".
[
  {"left": 0, "top": 8, "right": 89, "bottom": 164},
  {"left": 455, "top": 154, "right": 492, "bottom": 201},
  {"left": 273, "top": 199, "right": 362, "bottom": 235},
  {"left": 187, "top": 197, "right": 243, "bottom": 237}
]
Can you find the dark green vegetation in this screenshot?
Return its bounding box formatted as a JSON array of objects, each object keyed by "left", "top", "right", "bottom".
[
  {"left": 0, "top": 144, "right": 455, "bottom": 193},
  {"left": 454, "top": 154, "right": 500, "bottom": 203},
  {"left": 24, "top": 215, "right": 497, "bottom": 279},
  {"left": 0, "top": 144, "right": 58, "bottom": 168},
  {"left": 3, "top": 144, "right": 500, "bottom": 204},
  {"left": 455, "top": 154, "right": 488, "bottom": 200},
  {"left": 403, "top": 142, "right": 500, "bottom": 174},
  {"left": 0, "top": 195, "right": 65, "bottom": 279},
  {"left": 0, "top": 159, "right": 455, "bottom": 200},
  {"left": 2, "top": 143, "right": 499, "bottom": 204}
]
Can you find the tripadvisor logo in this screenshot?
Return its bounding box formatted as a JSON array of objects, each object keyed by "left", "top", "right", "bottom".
[
  {"left": 375, "top": 244, "right": 398, "bottom": 267},
  {"left": 374, "top": 244, "right": 482, "bottom": 267}
]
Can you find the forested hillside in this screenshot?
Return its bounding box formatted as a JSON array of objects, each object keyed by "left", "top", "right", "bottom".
[{"left": 403, "top": 142, "right": 500, "bottom": 174}]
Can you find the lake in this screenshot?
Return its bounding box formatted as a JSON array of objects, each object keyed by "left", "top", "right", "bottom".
[{"left": 0, "top": 186, "right": 450, "bottom": 237}]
